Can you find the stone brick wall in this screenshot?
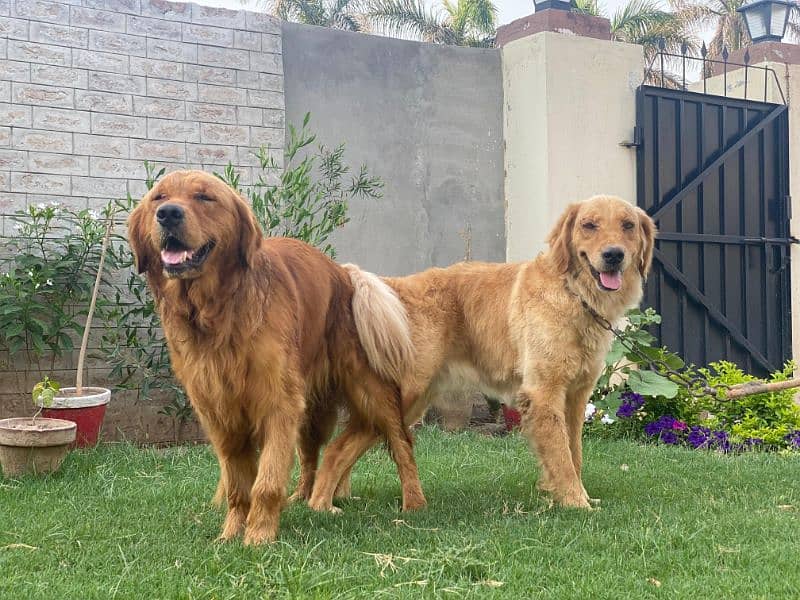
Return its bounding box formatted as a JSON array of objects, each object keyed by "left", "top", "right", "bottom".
[
  {"left": 0, "top": 0, "right": 285, "bottom": 443},
  {"left": 0, "top": 0, "right": 284, "bottom": 230}
]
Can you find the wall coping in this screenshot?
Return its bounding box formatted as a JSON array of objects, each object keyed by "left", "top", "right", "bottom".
[{"left": 496, "top": 10, "right": 612, "bottom": 47}]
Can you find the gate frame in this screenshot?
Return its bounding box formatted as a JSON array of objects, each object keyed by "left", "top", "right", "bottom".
[{"left": 635, "top": 82, "right": 792, "bottom": 375}]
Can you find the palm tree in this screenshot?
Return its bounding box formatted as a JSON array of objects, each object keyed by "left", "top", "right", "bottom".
[
  {"left": 271, "top": 0, "right": 368, "bottom": 31},
  {"left": 366, "top": 0, "right": 497, "bottom": 47},
  {"left": 788, "top": 5, "right": 800, "bottom": 42},
  {"left": 670, "top": 0, "right": 749, "bottom": 59},
  {"left": 573, "top": 0, "right": 696, "bottom": 85}
]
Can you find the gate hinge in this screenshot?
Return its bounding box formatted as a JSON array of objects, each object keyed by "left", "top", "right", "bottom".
[{"left": 620, "top": 126, "right": 643, "bottom": 148}]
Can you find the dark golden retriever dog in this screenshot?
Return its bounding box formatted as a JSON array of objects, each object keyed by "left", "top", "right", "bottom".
[
  {"left": 128, "top": 170, "right": 425, "bottom": 544},
  {"left": 309, "top": 195, "right": 656, "bottom": 511}
]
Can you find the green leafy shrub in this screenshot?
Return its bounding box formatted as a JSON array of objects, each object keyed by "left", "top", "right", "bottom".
[
  {"left": 692, "top": 361, "right": 800, "bottom": 446},
  {"left": 0, "top": 202, "right": 118, "bottom": 361},
  {"left": 590, "top": 308, "right": 681, "bottom": 414},
  {"left": 587, "top": 308, "right": 800, "bottom": 452},
  {"left": 217, "top": 112, "right": 383, "bottom": 258}
]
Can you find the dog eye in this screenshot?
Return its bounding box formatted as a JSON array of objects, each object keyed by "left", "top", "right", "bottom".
[
  {"left": 153, "top": 193, "right": 166, "bottom": 202},
  {"left": 582, "top": 222, "right": 598, "bottom": 231},
  {"left": 622, "top": 221, "right": 635, "bottom": 231},
  {"left": 194, "top": 193, "right": 214, "bottom": 202}
]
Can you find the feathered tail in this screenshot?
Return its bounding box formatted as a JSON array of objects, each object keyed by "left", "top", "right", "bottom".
[{"left": 343, "top": 264, "right": 413, "bottom": 385}]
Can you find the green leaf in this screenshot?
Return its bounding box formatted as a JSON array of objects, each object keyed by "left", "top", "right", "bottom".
[
  {"left": 601, "top": 389, "right": 623, "bottom": 413},
  {"left": 661, "top": 351, "right": 685, "bottom": 371},
  {"left": 3, "top": 321, "right": 24, "bottom": 338},
  {"left": 626, "top": 369, "right": 679, "bottom": 399},
  {"left": 605, "top": 339, "right": 627, "bottom": 365}
]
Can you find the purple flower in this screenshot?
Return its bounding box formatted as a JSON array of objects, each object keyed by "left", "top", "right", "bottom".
[
  {"left": 712, "top": 430, "right": 731, "bottom": 453},
  {"left": 644, "top": 421, "right": 663, "bottom": 436},
  {"left": 687, "top": 426, "right": 711, "bottom": 449},
  {"left": 660, "top": 431, "right": 679, "bottom": 445},
  {"left": 621, "top": 392, "right": 645, "bottom": 410},
  {"left": 616, "top": 392, "right": 646, "bottom": 419},
  {"left": 644, "top": 415, "right": 684, "bottom": 440},
  {"left": 739, "top": 438, "right": 763, "bottom": 451},
  {"left": 616, "top": 403, "right": 636, "bottom": 419},
  {"left": 785, "top": 430, "right": 800, "bottom": 449}
]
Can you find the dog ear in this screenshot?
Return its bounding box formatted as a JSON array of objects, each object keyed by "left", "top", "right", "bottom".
[
  {"left": 636, "top": 207, "right": 656, "bottom": 279},
  {"left": 232, "top": 193, "right": 263, "bottom": 269},
  {"left": 546, "top": 203, "right": 580, "bottom": 273},
  {"left": 127, "top": 197, "right": 156, "bottom": 275}
]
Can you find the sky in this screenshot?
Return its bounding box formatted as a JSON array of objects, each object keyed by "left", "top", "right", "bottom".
[{"left": 201, "top": 0, "right": 635, "bottom": 29}]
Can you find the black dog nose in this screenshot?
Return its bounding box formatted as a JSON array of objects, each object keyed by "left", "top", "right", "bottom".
[
  {"left": 602, "top": 246, "right": 625, "bottom": 266},
  {"left": 156, "top": 204, "right": 184, "bottom": 228}
]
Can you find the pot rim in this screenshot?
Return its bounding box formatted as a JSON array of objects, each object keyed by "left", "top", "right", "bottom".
[
  {"left": 37, "top": 386, "right": 111, "bottom": 409},
  {"left": 0, "top": 417, "right": 77, "bottom": 447}
]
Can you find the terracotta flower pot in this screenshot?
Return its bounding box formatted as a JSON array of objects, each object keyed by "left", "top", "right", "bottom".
[
  {"left": 0, "top": 417, "right": 77, "bottom": 477},
  {"left": 39, "top": 387, "right": 110, "bottom": 448}
]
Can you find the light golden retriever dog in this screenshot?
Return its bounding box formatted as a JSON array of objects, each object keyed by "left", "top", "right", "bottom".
[
  {"left": 308, "top": 195, "right": 655, "bottom": 511},
  {"left": 127, "top": 171, "right": 425, "bottom": 544}
]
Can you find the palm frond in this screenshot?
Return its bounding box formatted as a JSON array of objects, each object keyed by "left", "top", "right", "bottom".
[
  {"left": 611, "top": 0, "right": 671, "bottom": 39},
  {"left": 459, "top": 0, "right": 497, "bottom": 35},
  {"left": 571, "top": 0, "right": 602, "bottom": 17},
  {"left": 367, "top": 0, "right": 451, "bottom": 42}
]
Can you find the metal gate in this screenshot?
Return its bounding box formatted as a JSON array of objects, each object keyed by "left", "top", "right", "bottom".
[{"left": 636, "top": 80, "right": 791, "bottom": 376}]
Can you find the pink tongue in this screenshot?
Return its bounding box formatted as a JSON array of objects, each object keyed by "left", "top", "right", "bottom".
[
  {"left": 599, "top": 271, "right": 622, "bottom": 290},
  {"left": 161, "top": 249, "right": 185, "bottom": 265}
]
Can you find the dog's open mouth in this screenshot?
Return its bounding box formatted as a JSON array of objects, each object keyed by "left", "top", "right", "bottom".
[
  {"left": 590, "top": 265, "right": 623, "bottom": 291},
  {"left": 160, "top": 236, "right": 214, "bottom": 275}
]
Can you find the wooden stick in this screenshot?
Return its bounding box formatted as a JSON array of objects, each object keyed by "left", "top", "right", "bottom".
[
  {"left": 76, "top": 213, "right": 114, "bottom": 394},
  {"left": 719, "top": 377, "right": 800, "bottom": 400}
]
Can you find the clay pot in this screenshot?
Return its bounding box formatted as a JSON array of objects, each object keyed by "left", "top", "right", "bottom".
[
  {"left": 39, "top": 387, "right": 110, "bottom": 448},
  {"left": 0, "top": 417, "right": 77, "bottom": 477}
]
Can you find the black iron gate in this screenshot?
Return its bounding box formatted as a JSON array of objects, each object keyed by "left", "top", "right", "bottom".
[{"left": 636, "top": 84, "right": 791, "bottom": 377}]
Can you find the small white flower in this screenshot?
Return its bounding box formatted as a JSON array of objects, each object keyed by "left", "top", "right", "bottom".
[
  {"left": 27, "top": 270, "right": 33, "bottom": 277},
  {"left": 584, "top": 403, "right": 597, "bottom": 422},
  {"left": 49, "top": 200, "right": 60, "bottom": 207},
  {"left": 88, "top": 210, "right": 100, "bottom": 220},
  {"left": 601, "top": 414, "right": 615, "bottom": 425},
  {"left": 36, "top": 202, "right": 47, "bottom": 210},
  {"left": 46, "top": 279, "right": 53, "bottom": 286}
]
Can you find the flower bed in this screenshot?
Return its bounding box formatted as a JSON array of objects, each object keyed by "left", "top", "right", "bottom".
[{"left": 588, "top": 364, "right": 800, "bottom": 453}]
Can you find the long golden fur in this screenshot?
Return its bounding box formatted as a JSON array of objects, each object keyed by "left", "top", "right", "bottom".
[
  {"left": 310, "top": 195, "right": 656, "bottom": 510},
  {"left": 127, "top": 170, "right": 425, "bottom": 544}
]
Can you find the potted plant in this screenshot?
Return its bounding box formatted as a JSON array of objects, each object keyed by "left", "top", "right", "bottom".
[
  {"left": 0, "top": 376, "right": 77, "bottom": 477},
  {"left": 1, "top": 204, "right": 118, "bottom": 449},
  {"left": 38, "top": 213, "right": 115, "bottom": 447}
]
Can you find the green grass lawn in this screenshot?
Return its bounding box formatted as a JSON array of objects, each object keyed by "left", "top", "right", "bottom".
[{"left": 1, "top": 428, "right": 799, "bottom": 599}]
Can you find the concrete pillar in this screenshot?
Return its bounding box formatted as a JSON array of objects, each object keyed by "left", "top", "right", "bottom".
[{"left": 499, "top": 20, "right": 644, "bottom": 261}]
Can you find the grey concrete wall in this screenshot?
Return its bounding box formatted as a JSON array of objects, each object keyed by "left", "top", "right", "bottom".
[{"left": 282, "top": 23, "right": 505, "bottom": 275}]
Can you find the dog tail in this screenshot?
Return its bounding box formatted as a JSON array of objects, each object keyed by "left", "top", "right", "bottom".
[{"left": 343, "top": 264, "right": 413, "bottom": 385}]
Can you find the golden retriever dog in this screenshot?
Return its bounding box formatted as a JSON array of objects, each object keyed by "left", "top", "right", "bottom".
[
  {"left": 127, "top": 170, "right": 426, "bottom": 544},
  {"left": 309, "top": 195, "right": 655, "bottom": 511}
]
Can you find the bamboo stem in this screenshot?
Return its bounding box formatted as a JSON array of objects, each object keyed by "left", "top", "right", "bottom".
[
  {"left": 720, "top": 377, "right": 800, "bottom": 400},
  {"left": 76, "top": 213, "right": 113, "bottom": 394}
]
